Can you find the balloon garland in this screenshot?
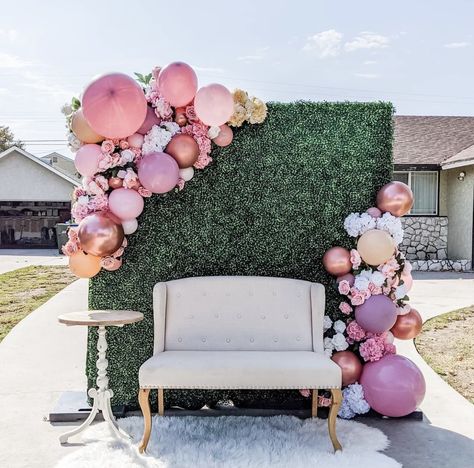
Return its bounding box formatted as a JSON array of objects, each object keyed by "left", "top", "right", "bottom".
[
  {"left": 319, "top": 181, "right": 426, "bottom": 418},
  {"left": 61, "top": 62, "right": 267, "bottom": 275}
]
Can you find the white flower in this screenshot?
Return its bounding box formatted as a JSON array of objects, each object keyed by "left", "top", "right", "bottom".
[
  {"left": 370, "top": 271, "right": 386, "bottom": 287},
  {"left": 77, "top": 195, "right": 89, "bottom": 205},
  {"left": 207, "top": 126, "right": 221, "bottom": 139},
  {"left": 339, "top": 383, "right": 370, "bottom": 419},
  {"left": 61, "top": 104, "right": 73, "bottom": 116},
  {"left": 324, "top": 336, "right": 335, "bottom": 350},
  {"left": 324, "top": 347, "right": 334, "bottom": 358},
  {"left": 344, "top": 213, "right": 362, "bottom": 237},
  {"left": 354, "top": 275, "right": 370, "bottom": 292},
  {"left": 161, "top": 121, "right": 180, "bottom": 135},
  {"left": 323, "top": 315, "right": 333, "bottom": 331},
  {"left": 67, "top": 132, "right": 82, "bottom": 152},
  {"left": 376, "top": 212, "right": 404, "bottom": 245},
  {"left": 333, "top": 320, "right": 346, "bottom": 334},
  {"left": 395, "top": 284, "right": 407, "bottom": 300},
  {"left": 142, "top": 124, "right": 174, "bottom": 155},
  {"left": 120, "top": 149, "right": 135, "bottom": 163},
  {"left": 332, "top": 332, "right": 349, "bottom": 351},
  {"left": 359, "top": 212, "right": 377, "bottom": 235}
]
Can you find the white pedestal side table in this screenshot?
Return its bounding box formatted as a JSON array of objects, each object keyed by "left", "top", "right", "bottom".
[{"left": 57, "top": 310, "right": 143, "bottom": 444}]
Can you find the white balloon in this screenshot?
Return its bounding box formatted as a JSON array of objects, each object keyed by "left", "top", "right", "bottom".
[
  {"left": 179, "top": 167, "right": 194, "bottom": 182},
  {"left": 122, "top": 218, "right": 138, "bottom": 235},
  {"left": 385, "top": 331, "right": 395, "bottom": 344}
]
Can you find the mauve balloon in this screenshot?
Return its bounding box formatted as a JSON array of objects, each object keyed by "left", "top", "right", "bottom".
[
  {"left": 78, "top": 212, "right": 124, "bottom": 257},
  {"left": 138, "top": 152, "right": 179, "bottom": 194},
  {"left": 336, "top": 273, "right": 355, "bottom": 287},
  {"left": 137, "top": 106, "right": 161, "bottom": 135},
  {"left": 360, "top": 355, "right": 426, "bottom": 417},
  {"left": 355, "top": 295, "right": 397, "bottom": 334}
]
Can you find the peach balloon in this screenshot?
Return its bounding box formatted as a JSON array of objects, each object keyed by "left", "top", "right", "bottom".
[
  {"left": 166, "top": 134, "right": 200, "bottom": 168},
  {"left": 357, "top": 229, "right": 394, "bottom": 266},
  {"left": 213, "top": 124, "right": 234, "bottom": 147},
  {"left": 78, "top": 212, "right": 124, "bottom": 257},
  {"left": 69, "top": 250, "right": 101, "bottom": 278},
  {"left": 82, "top": 73, "right": 147, "bottom": 139},
  {"left": 71, "top": 109, "right": 104, "bottom": 143},
  {"left": 194, "top": 83, "right": 234, "bottom": 126},
  {"left": 322, "top": 247, "right": 352, "bottom": 276},
  {"left": 331, "top": 351, "right": 363, "bottom": 386},
  {"left": 108, "top": 177, "right": 123, "bottom": 189},
  {"left": 391, "top": 308, "right": 423, "bottom": 340},
  {"left": 158, "top": 62, "right": 198, "bottom": 107},
  {"left": 127, "top": 133, "right": 144, "bottom": 148},
  {"left": 376, "top": 181, "right": 414, "bottom": 217}
]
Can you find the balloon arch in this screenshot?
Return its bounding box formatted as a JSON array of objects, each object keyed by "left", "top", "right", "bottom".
[{"left": 61, "top": 62, "right": 425, "bottom": 419}]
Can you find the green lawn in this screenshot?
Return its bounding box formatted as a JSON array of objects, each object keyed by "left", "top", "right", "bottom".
[
  {"left": 416, "top": 305, "right": 474, "bottom": 404},
  {"left": 0, "top": 265, "right": 77, "bottom": 342}
]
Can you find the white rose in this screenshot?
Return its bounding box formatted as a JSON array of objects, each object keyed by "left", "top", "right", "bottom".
[
  {"left": 323, "top": 315, "right": 333, "bottom": 331},
  {"left": 120, "top": 149, "right": 134, "bottom": 162},
  {"left": 354, "top": 275, "right": 370, "bottom": 291},
  {"left": 324, "top": 348, "right": 334, "bottom": 358},
  {"left": 344, "top": 213, "right": 362, "bottom": 237},
  {"left": 395, "top": 284, "right": 407, "bottom": 300},
  {"left": 333, "top": 320, "right": 346, "bottom": 334},
  {"left": 324, "top": 336, "right": 335, "bottom": 350},
  {"left": 207, "top": 126, "right": 221, "bottom": 139},
  {"left": 371, "top": 271, "right": 386, "bottom": 287},
  {"left": 77, "top": 195, "right": 89, "bottom": 205},
  {"left": 332, "top": 333, "right": 349, "bottom": 351}
]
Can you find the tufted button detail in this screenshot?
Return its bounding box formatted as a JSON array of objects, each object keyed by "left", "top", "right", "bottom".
[
  {"left": 273, "top": 337, "right": 278, "bottom": 342},
  {"left": 296, "top": 336, "right": 301, "bottom": 341},
  {"left": 284, "top": 314, "right": 289, "bottom": 319},
  {"left": 237, "top": 313, "right": 242, "bottom": 319},
  {"left": 249, "top": 291, "right": 254, "bottom": 296},
  {"left": 260, "top": 314, "right": 266, "bottom": 320},
  {"left": 296, "top": 291, "right": 301, "bottom": 297},
  {"left": 272, "top": 291, "right": 277, "bottom": 296},
  {"left": 214, "top": 313, "right": 219, "bottom": 318},
  {"left": 178, "top": 337, "right": 182, "bottom": 342},
  {"left": 226, "top": 338, "right": 231, "bottom": 343},
  {"left": 187, "top": 314, "right": 194, "bottom": 319},
  {"left": 225, "top": 292, "right": 231, "bottom": 297},
  {"left": 201, "top": 338, "right": 207, "bottom": 343},
  {"left": 202, "top": 291, "right": 207, "bottom": 297},
  {"left": 176, "top": 292, "right": 181, "bottom": 298},
  {"left": 250, "top": 338, "right": 255, "bottom": 343}
]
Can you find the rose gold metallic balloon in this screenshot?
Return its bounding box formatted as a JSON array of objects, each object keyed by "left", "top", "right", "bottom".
[
  {"left": 376, "top": 181, "right": 414, "bottom": 217},
  {"left": 391, "top": 308, "right": 423, "bottom": 340},
  {"left": 174, "top": 106, "right": 188, "bottom": 127},
  {"left": 108, "top": 177, "right": 123, "bottom": 189},
  {"left": 331, "top": 351, "right": 363, "bottom": 386},
  {"left": 71, "top": 109, "right": 104, "bottom": 144},
  {"left": 357, "top": 229, "right": 394, "bottom": 266},
  {"left": 322, "top": 247, "right": 352, "bottom": 276},
  {"left": 69, "top": 250, "right": 101, "bottom": 278},
  {"left": 212, "top": 124, "right": 233, "bottom": 147},
  {"left": 78, "top": 212, "right": 124, "bottom": 257},
  {"left": 166, "top": 133, "right": 199, "bottom": 168}
]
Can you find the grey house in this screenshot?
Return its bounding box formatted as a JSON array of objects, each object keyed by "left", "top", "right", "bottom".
[{"left": 394, "top": 116, "right": 474, "bottom": 271}]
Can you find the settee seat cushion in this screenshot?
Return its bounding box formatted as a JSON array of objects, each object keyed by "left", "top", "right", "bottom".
[{"left": 139, "top": 351, "right": 341, "bottom": 390}]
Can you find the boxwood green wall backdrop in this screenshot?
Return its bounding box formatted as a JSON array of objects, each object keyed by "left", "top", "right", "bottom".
[{"left": 88, "top": 101, "right": 394, "bottom": 409}]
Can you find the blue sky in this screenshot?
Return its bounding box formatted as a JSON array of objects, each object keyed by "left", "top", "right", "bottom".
[{"left": 1, "top": 0, "right": 474, "bottom": 157}]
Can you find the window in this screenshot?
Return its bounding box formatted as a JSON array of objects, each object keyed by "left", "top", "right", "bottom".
[{"left": 393, "top": 171, "right": 438, "bottom": 216}]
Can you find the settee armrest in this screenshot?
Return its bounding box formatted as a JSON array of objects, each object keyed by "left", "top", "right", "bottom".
[{"left": 310, "top": 283, "right": 325, "bottom": 353}]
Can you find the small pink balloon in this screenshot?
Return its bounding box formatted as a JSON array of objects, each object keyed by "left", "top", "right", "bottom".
[
  {"left": 336, "top": 273, "right": 355, "bottom": 287},
  {"left": 213, "top": 124, "right": 234, "bottom": 147},
  {"left": 108, "top": 188, "right": 144, "bottom": 220},
  {"left": 366, "top": 207, "right": 382, "bottom": 218},
  {"left": 137, "top": 106, "right": 161, "bottom": 135},
  {"left": 138, "top": 152, "right": 179, "bottom": 194},
  {"left": 158, "top": 62, "right": 198, "bottom": 107},
  {"left": 127, "top": 133, "right": 144, "bottom": 148},
  {"left": 74, "top": 144, "right": 102, "bottom": 177},
  {"left": 82, "top": 73, "right": 147, "bottom": 139},
  {"left": 401, "top": 271, "right": 413, "bottom": 292},
  {"left": 194, "top": 83, "right": 234, "bottom": 127}
]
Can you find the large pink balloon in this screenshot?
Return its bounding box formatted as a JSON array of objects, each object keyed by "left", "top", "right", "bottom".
[
  {"left": 108, "top": 188, "right": 144, "bottom": 221},
  {"left": 74, "top": 144, "right": 102, "bottom": 177},
  {"left": 157, "top": 62, "right": 198, "bottom": 107},
  {"left": 194, "top": 84, "right": 234, "bottom": 127},
  {"left": 82, "top": 73, "right": 147, "bottom": 139},
  {"left": 138, "top": 152, "right": 179, "bottom": 194},
  {"left": 355, "top": 295, "right": 397, "bottom": 333},
  {"left": 361, "top": 355, "right": 426, "bottom": 417},
  {"left": 137, "top": 106, "right": 161, "bottom": 135}
]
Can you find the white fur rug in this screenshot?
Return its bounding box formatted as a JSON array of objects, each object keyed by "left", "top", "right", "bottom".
[{"left": 56, "top": 415, "right": 401, "bottom": 468}]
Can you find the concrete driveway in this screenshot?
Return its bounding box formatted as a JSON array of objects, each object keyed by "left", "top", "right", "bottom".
[{"left": 0, "top": 249, "right": 67, "bottom": 274}]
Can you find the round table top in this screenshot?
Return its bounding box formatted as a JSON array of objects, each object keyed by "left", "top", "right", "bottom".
[{"left": 58, "top": 310, "right": 143, "bottom": 327}]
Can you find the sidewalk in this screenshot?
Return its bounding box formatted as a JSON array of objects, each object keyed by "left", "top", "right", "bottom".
[{"left": 0, "top": 249, "right": 67, "bottom": 274}]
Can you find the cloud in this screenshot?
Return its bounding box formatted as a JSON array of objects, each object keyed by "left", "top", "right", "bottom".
[
  {"left": 0, "top": 28, "right": 18, "bottom": 42},
  {"left": 0, "top": 52, "right": 32, "bottom": 69},
  {"left": 345, "top": 32, "right": 389, "bottom": 52},
  {"left": 354, "top": 73, "right": 380, "bottom": 79},
  {"left": 303, "top": 29, "right": 343, "bottom": 58},
  {"left": 444, "top": 42, "right": 470, "bottom": 48}
]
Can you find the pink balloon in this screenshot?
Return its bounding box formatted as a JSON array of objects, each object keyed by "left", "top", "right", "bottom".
[
  {"left": 82, "top": 73, "right": 147, "bottom": 139},
  {"left": 194, "top": 83, "right": 234, "bottom": 127},
  {"left": 127, "top": 133, "right": 144, "bottom": 148},
  {"left": 138, "top": 152, "right": 179, "bottom": 194},
  {"left": 355, "top": 295, "right": 397, "bottom": 334},
  {"left": 213, "top": 124, "right": 234, "bottom": 147},
  {"left": 360, "top": 355, "right": 426, "bottom": 417},
  {"left": 336, "top": 273, "right": 355, "bottom": 287},
  {"left": 108, "top": 188, "right": 144, "bottom": 220},
  {"left": 366, "top": 207, "right": 382, "bottom": 218},
  {"left": 157, "top": 62, "right": 198, "bottom": 107},
  {"left": 137, "top": 106, "right": 161, "bottom": 135},
  {"left": 74, "top": 144, "right": 102, "bottom": 177},
  {"left": 401, "top": 272, "right": 413, "bottom": 292}
]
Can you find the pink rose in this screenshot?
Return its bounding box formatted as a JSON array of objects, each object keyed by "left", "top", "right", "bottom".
[
  {"left": 100, "top": 256, "right": 122, "bottom": 271},
  {"left": 318, "top": 396, "right": 332, "bottom": 407},
  {"left": 359, "top": 337, "right": 385, "bottom": 362},
  {"left": 138, "top": 186, "right": 152, "bottom": 198},
  {"left": 193, "top": 152, "right": 213, "bottom": 170},
  {"left": 299, "top": 389, "right": 311, "bottom": 398},
  {"left": 119, "top": 140, "right": 130, "bottom": 150},
  {"left": 121, "top": 237, "right": 128, "bottom": 248},
  {"left": 152, "top": 66, "right": 161, "bottom": 82},
  {"left": 339, "top": 301, "right": 353, "bottom": 315},
  {"left": 350, "top": 288, "right": 366, "bottom": 306},
  {"left": 384, "top": 342, "right": 396, "bottom": 355},
  {"left": 368, "top": 282, "right": 382, "bottom": 295},
  {"left": 94, "top": 175, "right": 109, "bottom": 192},
  {"left": 177, "top": 178, "right": 185, "bottom": 191},
  {"left": 346, "top": 320, "right": 366, "bottom": 341},
  {"left": 338, "top": 280, "right": 351, "bottom": 295},
  {"left": 350, "top": 249, "right": 362, "bottom": 269},
  {"left": 185, "top": 105, "right": 198, "bottom": 122},
  {"left": 101, "top": 140, "right": 115, "bottom": 154},
  {"left": 112, "top": 246, "right": 124, "bottom": 258},
  {"left": 61, "top": 240, "right": 79, "bottom": 256}
]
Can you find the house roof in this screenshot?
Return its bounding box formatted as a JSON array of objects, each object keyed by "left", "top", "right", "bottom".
[
  {"left": 0, "top": 146, "right": 80, "bottom": 187},
  {"left": 394, "top": 116, "right": 474, "bottom": 167}
]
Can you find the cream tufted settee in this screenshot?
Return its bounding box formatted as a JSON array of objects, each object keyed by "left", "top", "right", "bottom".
[{"left": 138, "top": 276, "right": 343, "bottom": 453}]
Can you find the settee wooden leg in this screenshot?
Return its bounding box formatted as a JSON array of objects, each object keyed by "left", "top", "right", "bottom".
[
  {"left": 311, "top": 390, "right": 318, "bottom": 418},
  {"left": 138, "top": 388, "right": 151, "bottom": 454},
  {"left": 328, "top": 389, "right": 342, "bottom": 452},
  {"left": 158, "top": 388, "right": 164, "bottom": 416}
]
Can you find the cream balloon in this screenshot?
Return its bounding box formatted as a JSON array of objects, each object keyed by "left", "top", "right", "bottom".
[
  {"left": 122, "top": 218, "right": 138, "bottom": 235},
  {"left": 179, "top": 167, "right": 194, "bottom": 182},
  {"left": 357, "top": 229, "right": 395, "bottom": 266}
]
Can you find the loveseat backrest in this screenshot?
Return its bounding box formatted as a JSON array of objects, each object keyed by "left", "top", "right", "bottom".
[{"left": 153, "top": 276, "right": 325, "bottom": 353}]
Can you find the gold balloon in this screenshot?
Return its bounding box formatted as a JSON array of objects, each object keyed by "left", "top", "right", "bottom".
[
  {"left": 322, "top": 247, "right": 352, "bottom": 276},
  {"left": 166, "top": 133, "right": 199, "bottom": 168},
  {"left": 376, "top": 181, "right": 414, "bottom": 217},
  {"left": 69, "top": 250, "right": 101, "bottom": 278},
  {"left": 71, "top": 109, "right": 104, "bottom": 143},
  {"left": 78, "top": 212, "right": 124, "bottom": 257},
  {"left": 391, "top": 308, "right": 423, "bottom": 340},
  {"left": 357, "top": 229, "right": 395, "bottom": 266},
  {"left": 331, "top": 351, "right": 363, "bottom": 386}
]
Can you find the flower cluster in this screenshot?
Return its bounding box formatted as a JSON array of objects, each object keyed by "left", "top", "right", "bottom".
[
  {"left": 323, "top": 316, "right": 349, "bottom": 356},
  {"left": 338, "top": 384, "right": 371, "bottom": 419},
  {"left": 228, "top": 89, "right": 268, "bottom": 127},
  {"left": 344, "top": 211, "right": 403, "bottom": 246},
  {"left": 142, "top": 122, "right": 180, "bottom": 155}
]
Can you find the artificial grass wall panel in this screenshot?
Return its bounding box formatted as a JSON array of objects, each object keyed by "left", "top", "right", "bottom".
[{"left": 88, "top": 101, "right": 394, "bottom": 408}]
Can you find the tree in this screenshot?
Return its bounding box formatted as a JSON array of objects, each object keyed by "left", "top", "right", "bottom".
[{"left": 0, "top": 125, "right": 24, "bottom": 152}]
